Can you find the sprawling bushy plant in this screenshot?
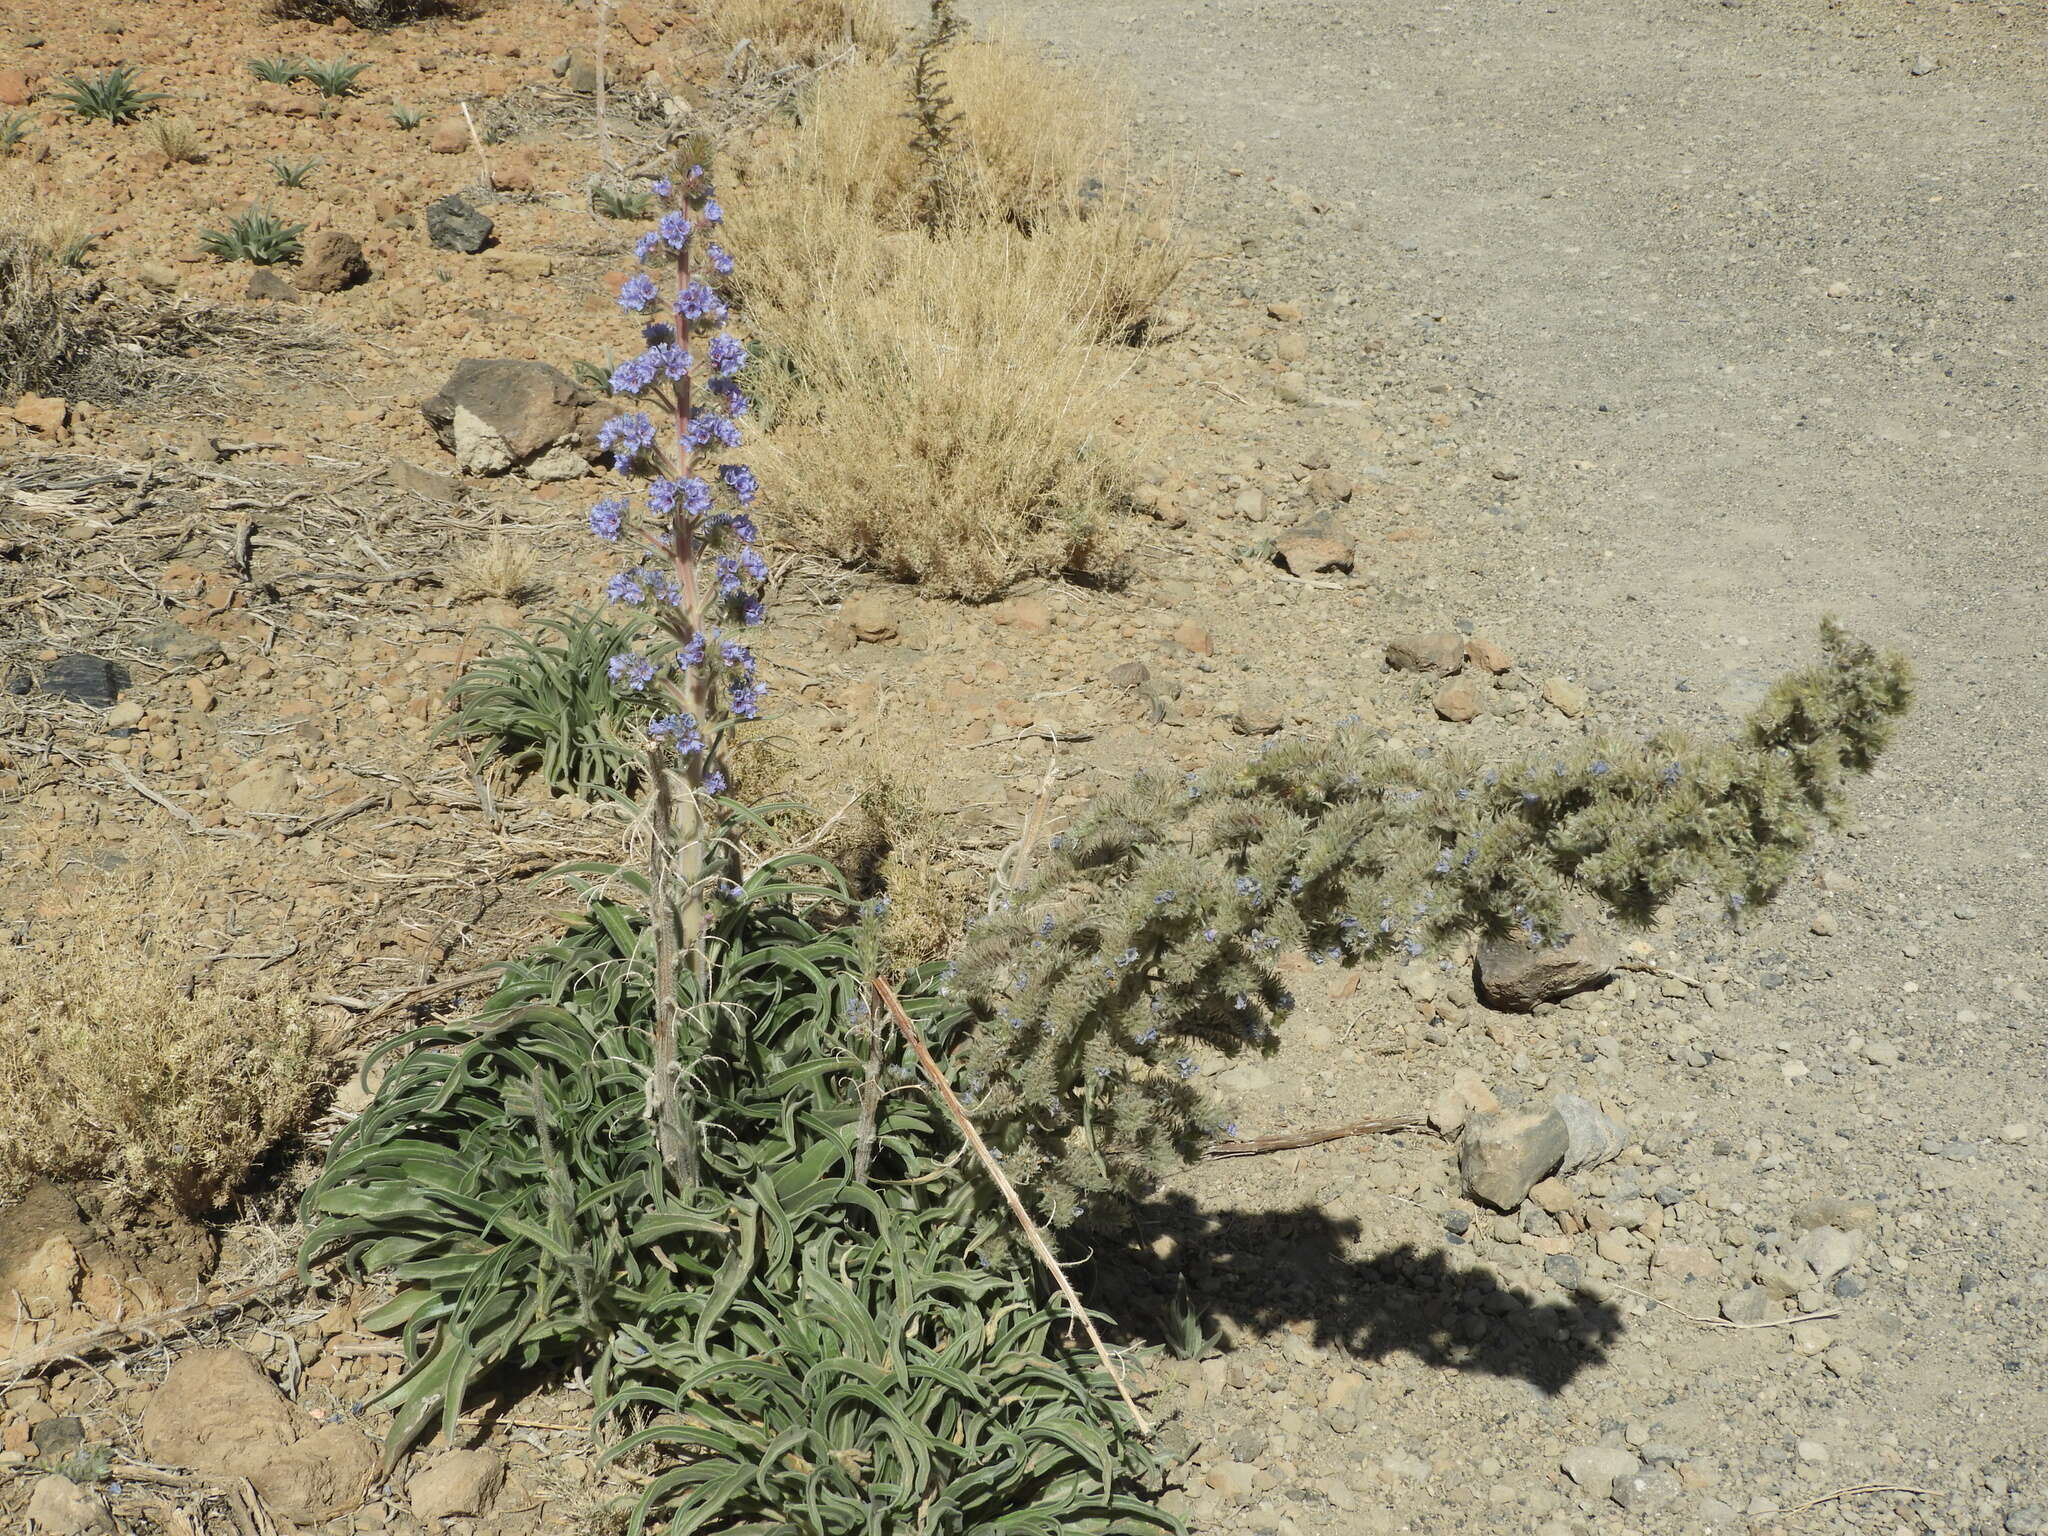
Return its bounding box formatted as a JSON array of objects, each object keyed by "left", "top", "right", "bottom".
[
  {"left": 939, "top": 622, "right": 1912, "bottom": 1224},
  {"left": 441, "top": 608, "right": 655, "bottom": 796},
  {"left": 307, "top": 160, "right": 1172, "bottom": 1533}
]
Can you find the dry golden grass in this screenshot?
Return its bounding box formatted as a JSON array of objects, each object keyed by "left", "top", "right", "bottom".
[
  {"left": 146, "top": 117, "right": 206, "bottom": 165},
  {"left": 732, "top": 43, "right": 1182, "bottom": 341},
  {"left": 718, "top": 14, "right": 1179, "bottom": 596},
  {"left": 747, "top": 226, "right": 1140, "bottom": 600},
  {"left": 0, "top": 184, "right": 81, "bottom": 400},
  {"left": 0, "top": 935, "right": 326, "bottom": 1217},
  {"left": 445, "top": 535, "right": 547, "bottom": 604},
  {"left": 704, "top": 0, "right": 903, "bottom": 67}
]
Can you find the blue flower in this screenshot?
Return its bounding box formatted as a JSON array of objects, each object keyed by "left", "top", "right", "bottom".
[
  {"left": 634, "top": 230, "right": 663, "bottom": 263},
  {"left": 587, "top": 496, "right": 626, "bottom": 541},
  {"left": 657, "top": 210, "right": 693, "bottom": 250},
  {"left": 674, "top": 281, "right": 725, "bottom": 322},
  {"left": 1590, "top": 759, "right": 1611, "bottom": 777},
  {"left": 719, "top": 463, "right": 759, "bottom": 505},
  {"left": 617, "top": 273, "right": 658, "bottom": 312},
  {"left": 652, "top": 177, "right": 673, "bottom": 197},
  {"left": 708, "top": 334, "right": 747, "bottom": 377},
  {"left": 608, "top": 652, "right": 655, "bottom": 692},
  {"left": 596, "top": 412, "right": 656, "bottom": 468},
  {"left": 702, "top": 198, "right": 724, "bottom": 224},
  {"left": 706, "top": 241, "right": 734, "bottom": 275},
  {"left": 649, "top": 712, "right": 705, "bottom": 754},
  {"left": 1433, "top": 850, "right": 1453, "bottom": 874},
  {"left": 606, "top": 569, "right": 647, "bottom": 605},
  {"left": 1175, "top": 1056, "right": 1197, "bottom": 1079},
  {"left": 609, "top": 351, "right": 659, "bottom": 396},
  {"left": 1661, "top": 760, "right": 1684, "bottom": 785}
]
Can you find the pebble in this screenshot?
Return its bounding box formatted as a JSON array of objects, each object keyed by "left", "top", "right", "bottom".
[{"left": 1560, "top": 1446, "right": 1639, "bottom": 1501}]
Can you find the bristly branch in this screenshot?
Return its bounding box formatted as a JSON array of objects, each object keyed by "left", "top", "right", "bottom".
[
  {"left": 939, "top": 620, "right": 1912, "bottom": 1226},
  {"left": 907, "top": 0, "right": 970, "bottom": 232}
]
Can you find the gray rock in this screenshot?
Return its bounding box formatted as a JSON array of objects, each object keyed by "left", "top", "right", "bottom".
[
  {"left": 1560, "top": 1446, "right": 1639, "bottom": 1501},
  {"left": 1612, "top": 1468, "right": 1681, "bottom": 1512},
  {"left": 425, "top": 194, "right": 494, "bottom": 254},
  {"left": 1788, "top": 1225, "right": 1861, "bottom": 1282},
  {"left": 1552, "top": 1094, "right": 1628, "bottom": 1176},
  {"left": 40, "top": 653, "right": 128, "bottom": 708},
  {"left": 1106, "top": 660, "right": 1150, "bottom": 689},
  {"left": 244, "top": 266, "right": 301, "bottom": 303},
  {"left": 1475, "top": 925, "right": 1613, "bottom": 1011},
  {"left": 386, "top": 458, "right": 461, "bottom": 504},
  {"left": 1720, "top": 1285, "right": 1774, "bottom": 1323},
  {"left": 1459, "top": 1108, "right": 1569, "bottom": 1211},
  {"left": 421, "top": 359, "right": 589, "bottom": 474},
  {"left": 1384, "top": 631, "right": 1465, "bottom": 675},
  {"left": 2006, "top": 1508, "right": 2047, "bottom": 1535},
  {"left": 1544, "top": 1252, "right": 1584, "bottom": 1290},
  {"left": 29, "top": 1417, "right": 85, "bottom": 1459},
  {"left": 523, "top": 443, "right": 591, "bottom": 482}
]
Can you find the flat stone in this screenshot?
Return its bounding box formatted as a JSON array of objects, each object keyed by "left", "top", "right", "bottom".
[
  {"left": 1273, "top": 530, "right": 1355, "bottom": 575},
  {"left": 39, "top": 654, "right": 128, "bottom": 709},
  {"left": 385, "top": 458, "right": 461, "bottom": 504},
  {"left": 523, "top": 444, "right": 590, "bottom": 482},
  {"left": 1384, "top": 631, "right": 1464, "bottom": 675},
  {"left": 843, "top": 595, "right": 897, "bottom": 643},
  {"left": 1560, "top": 1446, "right": 1639, "bottom": 1501},
  {"left": 1465, "top": 635, "right": 1513, "bottom": 673},
  {"left": 1459, "top": 1108, "right": 1569, "bottom": 1211},
  {"left": 25, "top": 1475, "right": 112, "bottom": 1536},
  {"left": 1720, "top": 1285, "right": 1774, "bottom": 1324},
  {"left": 1541, "top": 675, "right": 1590, "bottom": 718},
  {"left": 409, "top": 1448, "right": 504, "bottom": 1520},
  {"left": 244, "top": 267, "right": 301, "bottom": 303}
]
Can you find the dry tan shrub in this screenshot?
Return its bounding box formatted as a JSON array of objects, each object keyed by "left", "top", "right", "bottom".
[
  {"left": 0, "top": 183, "right": 92, "bottom": 400},
  {"left": 146, "top": 117, "right": 206, "bottom": 165},
  {"left": 732, "top": 45, "right": 1182, "bottom": 341},
  {"left": 0, "top": 938, "right": 326, "bottom": 1216},
  {"left": 445, "top": 535, "right": 547, "bottom": 605},
  {"left": 747, "top": 226, "right": 1139, "bottom": 600},
  {"left": 704, "top": 0, "right": 903, "bottom": 67}
]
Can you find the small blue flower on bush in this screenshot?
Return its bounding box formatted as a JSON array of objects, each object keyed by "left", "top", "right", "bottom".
[{"left": 584, "top": 164, "right": 763, "bottom": 806}]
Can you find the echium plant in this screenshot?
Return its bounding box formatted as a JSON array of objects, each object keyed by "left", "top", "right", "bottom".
[
  {"left": 939, "top": 621, "right": 1912, "bottom": 1226},
  {"left": 582, "top": 159, "right": 767, "bottom": 1187}
]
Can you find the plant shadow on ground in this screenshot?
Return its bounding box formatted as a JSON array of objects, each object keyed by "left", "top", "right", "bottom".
[{"left": 1090, "top": 1196, "right": 1624, "bottom": 1396}]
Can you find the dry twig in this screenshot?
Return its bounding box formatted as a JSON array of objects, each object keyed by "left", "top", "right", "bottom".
[
  {"left": 871, "top": 977, "right": 1151, "bottom": 1434},
  {"left": 0, "top": 1271, "right": 299, "bottom": 1384},
  {"left": 1205, "top": 1114, "right": 1433, "bottom": 1158},
  {"left": 1609, "top": 1283, "right": 1840, "bottom": 1331}
]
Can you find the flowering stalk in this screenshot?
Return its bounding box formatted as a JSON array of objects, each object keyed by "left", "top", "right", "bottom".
[{"left": 586, "top": 162, "right": 764, "bottom": 1189}]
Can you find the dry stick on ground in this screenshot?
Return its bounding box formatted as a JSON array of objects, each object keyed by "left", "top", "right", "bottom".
[
  {"left": 460, "top": 101, "right": 494, "bottom": 193},
  {"left": 871, "top": 976, "right": 1151, "bottom": 1435},
  {"left": 1608, "top": 1283, "right": 1841, "bottom": 1331},
  {"left": 0, "top": 1271, "right": 300, "bottom": 1385},
  {"left": 1774, "top": 1483, "right": 1937, "bottom": 1518},
  {"left": 1205, "top": 1114, "right": 1434, "bottom": 1159}
]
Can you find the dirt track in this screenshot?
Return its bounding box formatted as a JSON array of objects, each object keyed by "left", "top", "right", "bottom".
[{"left": 981, "top": 0, "right": 2048, "bottom": 1528}]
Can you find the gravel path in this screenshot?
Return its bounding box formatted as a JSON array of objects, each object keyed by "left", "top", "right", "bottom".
[{"left": 976, "top": 0, "right": 2048, "bottom": 1529}]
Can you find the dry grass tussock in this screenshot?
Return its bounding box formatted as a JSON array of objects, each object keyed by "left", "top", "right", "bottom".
[
  {"left": 0, "top": 184, "right": 85, "bottom": 401},
  {"left": 445, "top": 535, "right": 548, "bottom": 604},
  {"left": 704, "top": 0, "right": 903, "bottom": 67},
  {"left": 736, "top": 45, "right": 1181, "bottom": 341},
  {"left": 146, "top": 117, "right": 206, "bottom": 165},
  {"left": 746, "top": 226, "right": 1142, "bottom": 599},
  {"left": 0, "top": 861, "right": 327, "bottom": 1216},
  {"left": 728, "top": 28, "right": 1177, "bottom": 597}
]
